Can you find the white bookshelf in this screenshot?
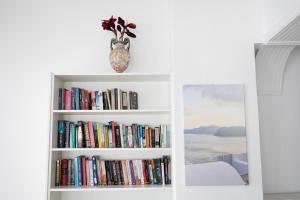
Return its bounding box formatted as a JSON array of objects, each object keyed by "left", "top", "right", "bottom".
[{"left": 47, "top": 73, "right": 173, "bottom": 200}]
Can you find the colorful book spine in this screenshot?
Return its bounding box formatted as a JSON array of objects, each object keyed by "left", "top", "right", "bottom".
[
  {"left": 88, "top": 121, "right": 95, "bottom": 148},
  {"left": 92, "top": 156, "right": 99, "bottom": 185},
  {"left": 65, "top": 90, "right": 72, "bottom": 110},
  {"left": 74, "top": 157, "right": 79, "bottom": 186},
  {"left": 57, "top": 121, "right": 65, "bottom": 148}
]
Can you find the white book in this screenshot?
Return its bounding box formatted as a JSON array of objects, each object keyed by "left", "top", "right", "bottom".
[
  {"left": 161, "top": 125, "right": 167, "bottom": 148},
  {"left": 126, "top": 160, "right": 132, "bottom": 185},
  {"left": 138, "top": 160, "right": 144, "bottom": 185},
  {"left": 161, "top": 161, "right": 165, "bottom": 185},
  {"left": 134, "top": 160, "right": 139, "bottom": 184},
  {"left": 89, "top": 160, "right": 94, "bottom": 186},
  {"left": 100, "top": 123, "right": 105, "bottom": 148},
  {"left": 128, "top": 126, "right": 133, "bottom": 148},
  {"left": 120, "top": 124, "right": 124, "bottom": 148},
  {"left": 101, "top": 160, "right": 106, "bottom": 184}
]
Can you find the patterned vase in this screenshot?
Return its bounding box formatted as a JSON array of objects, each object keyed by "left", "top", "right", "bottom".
[{"left": 109, "top": 38, "right": 130, "bottom": 73}]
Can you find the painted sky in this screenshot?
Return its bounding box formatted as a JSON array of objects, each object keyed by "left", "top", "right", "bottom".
[{"left": 183, "top": 85, "right": 245, "bottom": 129}]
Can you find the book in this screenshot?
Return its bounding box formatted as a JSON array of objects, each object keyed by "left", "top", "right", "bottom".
[
  {"left": 55, "top": 160, "right": 60, "bottom": 186},
  {"left": 58, "top": 88, "right": 62, "bottom": 110},
  {"left": 54, "top": 156, "right": 170, "bottom": 187},
  {"left": 81, "top": 157, "right": 87, "bottom": 185},
  {"left": 65, "top": 90, "right": 72, "bottom": 110},
  {"left": 65, "top": 121, "right": 70, "bottom": 148},
  {"left": 57, "top": 121, "right": 65, "bottom": 148},
  {"left": 58, "top": 87, "right": 138, "bottom": 110},
  {"left": 60, "top": 159, "right": 68, "bottom": 186},
  {"left": 83, "top": 122, "right": 91, "bottom": 148},
  {"left": 88, "top": 121, "right": 95, "bottom": 148},
  {"left": 77, "top": 121, "right": 84, "bottom": 148},
  {"left": 91, "top": 92, "right": 96, "bottom": 110},
  {"left": 74, "top": 157, "right": 79, "bottom": 186},
  {"left": 92, "top": 156, "right": 99, "bottom": 185}
]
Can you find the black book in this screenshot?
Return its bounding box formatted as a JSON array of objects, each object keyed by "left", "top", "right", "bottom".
[
  {"left": 129, "top": 91, "right": 138, "bottom": 110},
  {"left": 105, "top": 161, "right": 112, "bottom": 185},
  {"left": 115, "top": 125, "right": 121, "bottom": 148},
  {"left": 103, "top": 91, "right": 108, "bottom": 110},
  {"left": 58, "top": 88, "right": 62, "bottom": 110},
  {"left": 118, "top": 161, "right": 125, "bottom": 185},
  {"left": 151, "top": 128, "right": 155, "bottom": 148},
  {"left": 154, "top": 159, "right": 162, "bottom": 184},
  {"left": 163, "top": 156, "right": 169, "bottom": 184},
  {"left": 114, "top": 88, "right": 118, "bottom": 110},
  {"left": 111, "top": 161, "right": 118, "bottom": 185},
  {"left": 115, "top": 160, "right": 122, "bottom": 185},
  {"left": 92, "top": 122, "right": 99, "bottom": 148}
]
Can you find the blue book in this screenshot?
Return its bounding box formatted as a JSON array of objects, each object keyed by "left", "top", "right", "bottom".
[
  {"left": 71, "top": 88, "right": 76, "bottom": 110},
  {"left": 57, "top": 121, "right": 65, "bottom": 148},
  {"left": 139, "top": 125, "right": 143, "bottom": 148},
  {"left": 75, "top": 88, "right": 80, "bottom": 110},
  {"left": 74, "top": 157, "right": 79, "bottom": 186},
  {"left": 92, "top": 156, "right": 99, "bottom": 185},
  {"left": 78, "top": 156, "right": 82, "bottom": 186},
  {"left": 95, "top": 91, "right": 100, "bottom": 109}
]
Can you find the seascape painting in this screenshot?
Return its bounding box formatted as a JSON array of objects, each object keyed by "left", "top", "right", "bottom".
[{"left": 184, "top": 85, "right": 248, "bottom": 186}]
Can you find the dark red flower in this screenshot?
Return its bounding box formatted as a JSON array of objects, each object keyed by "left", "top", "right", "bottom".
[
  {"left": 118, "top": 17, "right": 125, "bottom": 27},
  {"left": 127, "top": 23, "right": 136, "bottom": 29},
  {"left": 101, "top": 16, "right": 117, "bottom": 31}
]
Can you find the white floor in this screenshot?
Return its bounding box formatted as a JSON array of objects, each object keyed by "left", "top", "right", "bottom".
[{"left": 264, "top": 193, "right": 300, "bottom": 200}]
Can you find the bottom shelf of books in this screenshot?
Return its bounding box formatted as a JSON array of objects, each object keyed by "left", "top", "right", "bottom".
[{"left": 52, "top": 155, "right": 172, "bottom": 190}]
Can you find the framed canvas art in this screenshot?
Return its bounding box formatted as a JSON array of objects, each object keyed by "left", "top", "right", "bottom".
[{"left": 183, "top": 84, "right": 248, "bottom": 186}]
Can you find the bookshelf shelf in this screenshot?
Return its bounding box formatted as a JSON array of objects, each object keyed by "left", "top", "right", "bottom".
[
  {"left": 48, "top": 73, "right": 173, "bottom": 200},
  {"left": 52, "top": 148, "right": 172, "bottom": 152},
  {"left": 50, "top": 185, "right": 172, "bottom": 192},
  {"left": 52, "top": 109, "right": 171, "bottom": 115}
]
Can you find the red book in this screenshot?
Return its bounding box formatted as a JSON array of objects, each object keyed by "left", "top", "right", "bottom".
[
  {"left": 112, "top": 121, "right": 116, "bottom": 148},
  {"left": 88, "top": 121, "right": 95, "bottom": 148},
  {"left": 142, "top": 160, "right": 149, "bottom": 184},
  {"left": 84, "top": 90, "right": 90, "bottom": 110},
  {"left": 81, "top": 157, "right": 87, "bottom": 186},
  {"left": 65, "top": 90, "right": 72, "bottom": 110},
  {"left": 60, "top": 159, "right": 68, "bottom": 186}
]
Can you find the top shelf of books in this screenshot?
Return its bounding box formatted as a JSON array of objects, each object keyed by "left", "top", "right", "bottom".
[{"left": 53, "top": 73, "right": 171, "bottom": 83}]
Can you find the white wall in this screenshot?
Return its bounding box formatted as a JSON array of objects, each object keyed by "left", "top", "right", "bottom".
[
  {"left": 173, "top": 0, "right": 263, "bottom": 200},
  {"left": 0, "top": 0, "right": 265, "bottom": 200},
  {"left": 258, "top": 46, "right": 300, "bottom": 194},
  {"left": 0, "top": 0, "right": 171, "bottom": 200},
  {"left": 262, "top": 0, "right": 300, "bottom": 41}
]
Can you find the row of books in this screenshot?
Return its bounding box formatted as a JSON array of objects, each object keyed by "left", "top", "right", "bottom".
[
  {"left": 55, "top": 156, "right": 171, "bottom": 186},
  {"left": 58, "top": 88, "right": 138, "bottom": 110},
  {"left": 57, "top": 120, "right": 169, "bottom": 148}
]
